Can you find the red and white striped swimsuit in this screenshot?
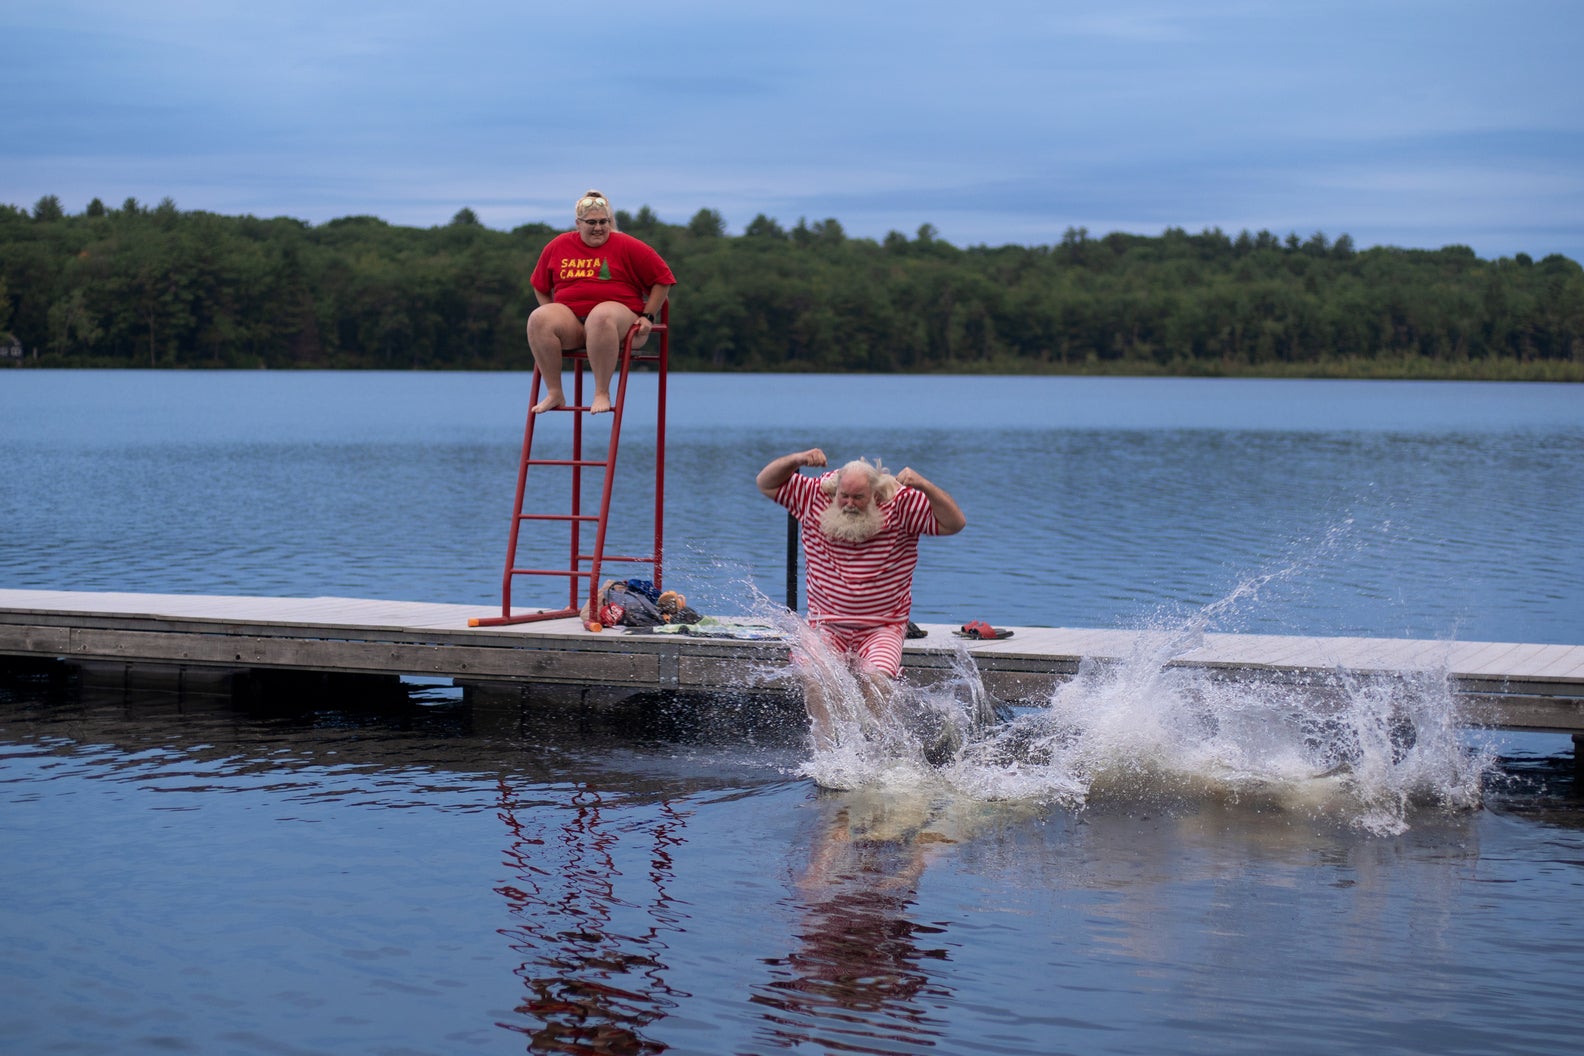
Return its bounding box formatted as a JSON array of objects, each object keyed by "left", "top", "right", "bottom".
[{"left": 775, "top": 471, "right": 945, "bottom": 631}]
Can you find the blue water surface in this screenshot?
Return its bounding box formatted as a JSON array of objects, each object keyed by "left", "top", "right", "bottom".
[
  {"left": 2, "top": 370, "right": 1583, "bottom": 1056},
  {"left": 3, "top": 370, "right": 1581, "bottom": 642}
]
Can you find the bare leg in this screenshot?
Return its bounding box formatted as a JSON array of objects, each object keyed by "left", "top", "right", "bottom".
[
  {"left": 582, "top": 302, "right": 641, "bottom": 414},
  {"left": 855, "top": 665, "right": 900, "bottom": 728},
  {"left": 802, "top": 675, "right": 837, "bottom": 751},
  {"left": 526, "top": 304, "right": 585, "bottom": 413},
  {"left": 796, "top": 625, "right": 900, "bottom": 750}
]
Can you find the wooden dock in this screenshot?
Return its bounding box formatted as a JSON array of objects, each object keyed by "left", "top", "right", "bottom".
[{"left": 2, "top": 588, "right": 1582, "bottom": 734}]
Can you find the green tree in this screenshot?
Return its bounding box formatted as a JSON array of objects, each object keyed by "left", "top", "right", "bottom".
[
  {"left": 743, "top": 214, "right": 787, "bottom": 240},
  {"left": 687, "top": 208, "right": 725, "bottom": 238},
  {"left": 0, "top": 194, "right": 1578, "bottom": 377},
  {"left": 47, "top": 287, "right": 103, "bottom": 355}
]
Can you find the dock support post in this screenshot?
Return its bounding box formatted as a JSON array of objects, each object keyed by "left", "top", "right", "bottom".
[
  {"left": 785, "top": 512, "right": 799, "bottom": 613},
  {"left": 1574, "top": 734, "right": 1583, "bottom": 784}
]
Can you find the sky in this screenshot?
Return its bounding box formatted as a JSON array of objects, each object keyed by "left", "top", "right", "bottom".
[{"left": 5, "top": 0, "right": 1582, "bottom": 261}]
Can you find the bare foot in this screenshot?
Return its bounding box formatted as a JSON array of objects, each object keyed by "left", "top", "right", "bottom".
[
  {"left": 590, "top": 392, "right": 614, "bottom": 414},
  {"left": 531, "top": 391, "right": 565, "bottom": 414}
]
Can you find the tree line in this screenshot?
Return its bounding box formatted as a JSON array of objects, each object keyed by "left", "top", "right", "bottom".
[{"left": 2, "top": 194, "right": 1580, "bottom": 379}]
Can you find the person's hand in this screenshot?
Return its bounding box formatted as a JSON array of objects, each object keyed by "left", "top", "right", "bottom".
[
  {"left": 799, "top": 448, "right": 828, "bottom": 468},
  {"left": 896, "top": 467, "right": 921, "bottom": 489}
]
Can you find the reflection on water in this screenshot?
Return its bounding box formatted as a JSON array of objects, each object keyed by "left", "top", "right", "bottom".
[
  {"left": 4, "top": 372, "right": 1584, "bottom": 1054},
  {"left": 751, "top": 791, "right": 956, "bottom": 1054},
  {"left": 3, "top": 660, "right": 1584, "bottom": 1055},
  {"left": 496, "top": 782, "right": 687, "bottom": 1054}
]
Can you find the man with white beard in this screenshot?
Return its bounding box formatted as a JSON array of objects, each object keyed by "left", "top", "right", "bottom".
[{"left": 756, "top": 448, "right": 967, "bottom": 747}]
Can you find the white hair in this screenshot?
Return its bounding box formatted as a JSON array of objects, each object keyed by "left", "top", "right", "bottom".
[{"left": 818, "top": 458, "right": 898, "bottom": 503}]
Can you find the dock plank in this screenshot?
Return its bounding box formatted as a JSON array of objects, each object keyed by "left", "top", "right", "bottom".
[{"left": 2, "top": 589, "right": 1581, "bottom": 732}]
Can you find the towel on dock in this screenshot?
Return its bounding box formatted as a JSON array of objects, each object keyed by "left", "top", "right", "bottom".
[{"left": 630, "top": 617, "right": 784, "bottom": 641}]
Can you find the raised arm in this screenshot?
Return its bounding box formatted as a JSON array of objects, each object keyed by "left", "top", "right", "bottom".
[
  {"left": 757, "top": 448, "right": 828, "bottom": 498},
  {"left": 895, "top": 467, "right": 967, "bottom": 535}
]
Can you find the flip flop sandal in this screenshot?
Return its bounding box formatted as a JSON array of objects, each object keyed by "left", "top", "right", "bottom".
[
  {"left": 906, "top": 621, "right": 928, "bottom": 639},
  {"left": 954, "top": 621, "right": 1014, "bottom": 640}
]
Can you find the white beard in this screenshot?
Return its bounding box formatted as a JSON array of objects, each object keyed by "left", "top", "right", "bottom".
[{"left": 818, "top": 501, "right": 883, "bottom": 544}]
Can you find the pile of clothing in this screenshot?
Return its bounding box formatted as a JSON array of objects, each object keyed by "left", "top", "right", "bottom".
[{"left": 583, "top": 578, "right": 702, "bottom": 629}]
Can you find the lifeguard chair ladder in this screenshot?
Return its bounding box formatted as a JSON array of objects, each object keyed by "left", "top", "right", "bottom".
[{"left": 470, "top": 305, "right": 668, "bottom": 630}]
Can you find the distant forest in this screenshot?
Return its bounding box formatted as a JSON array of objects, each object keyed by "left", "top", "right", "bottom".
[{"left": 2, "top": 194, "right": 1581, "bottom": 379}]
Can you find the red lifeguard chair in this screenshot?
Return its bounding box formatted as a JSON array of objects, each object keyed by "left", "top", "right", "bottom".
[{"left": 470, "top": 305, "right": 669, "bottom": 630}]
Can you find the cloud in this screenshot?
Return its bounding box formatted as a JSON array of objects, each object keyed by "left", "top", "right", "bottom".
[{"left": 3, "top": 0, "right": 1580, "bottom": 261}]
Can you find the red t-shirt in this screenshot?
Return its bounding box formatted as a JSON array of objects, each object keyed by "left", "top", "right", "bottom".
[
  {"left": 775, "top": 471, "right": 945, "bottom": 627},
  {"left": 529, "top": 230, "right": 676, "bottom": 317}
]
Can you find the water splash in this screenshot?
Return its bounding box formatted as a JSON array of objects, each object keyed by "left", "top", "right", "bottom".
[
  {"left": 959, "top": 635, "right": 1493, "bottom": 836},
  {"left": 755, "top": 581, "right": 1496, "bottom": 836}
]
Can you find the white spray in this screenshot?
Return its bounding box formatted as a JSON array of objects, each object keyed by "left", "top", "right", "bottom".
[{"left": 755, "top": 580, "right": 1495, "bottom": 836}]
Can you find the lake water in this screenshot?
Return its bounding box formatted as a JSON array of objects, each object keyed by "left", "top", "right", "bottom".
[{"left": 2, "top": 370, "right": 1583, "bottom": 1055}]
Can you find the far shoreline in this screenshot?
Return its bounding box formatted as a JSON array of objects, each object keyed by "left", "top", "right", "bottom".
[{"left": 4, "top": 357, "right": 1579, "bottom": 383}]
